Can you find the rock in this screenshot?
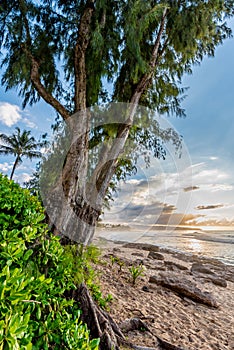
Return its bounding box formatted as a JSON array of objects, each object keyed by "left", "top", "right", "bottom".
[
  {"left": 191, "top": 263, "right": 215, "bottom": 275},
  {"left": 225, "top": 266, "right": 234, "bottom": 283},
  {"left": 148, "top": 263, "right": 166, "bottom": 271},
  {"left": 134, "top": 259, "right": 145, "bottom": 266},
  {"left": 201, "top": 276, "right": 227, "bottom": 288},
  {"left": 148, "top": 251, "right": 164, "bottom": 260},
  {"left": 192, "top": 262, "right": 233, "bottom": 284},
  {"left": 123, "top": 242, "right": 160, "bottom": 252},
  {"left": 183, "top": 297, "right": 197, "bottom": 306},
  {"left": 119, "top": 318, "right": 150, "bottom": 333},
  {"left": 149, "top": 273, "right": 219, "bottom": 308},
  {"left": 131, "top": 252, "right": 145, "bottom": 257},
  {"left": 164, "top": 261, "right": 188, "bottom": 271},
  {"left": 225, "top": 272, "right": 234, "bottom": 283},
  {"left": 113, "top": 247, "right": 121, "bottom": 253},
  {"left": 142, "top": 285, "right": 150, "bottom": 292}
]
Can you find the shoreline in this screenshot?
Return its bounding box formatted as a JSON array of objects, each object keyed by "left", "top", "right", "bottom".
[
  {"left": 95, "top": 236, "right": 234, "bottom": 267},
  {"left": 95, "top": 227, "right": 234, "bottom": 266},
  {"left": 94, "top": 236, "right": 234, "bottom": 350}
]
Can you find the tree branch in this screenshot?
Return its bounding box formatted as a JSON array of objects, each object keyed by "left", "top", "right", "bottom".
[
  {"left": 18, "top": 0, "right": 70, "bottom": 121},
  {"left": 30, "top": 57, "right": 70, "bottom": 121},
  {"left": 129, "top": 7, "right": 169, "bottom": 111},
  {"left": 74, "top": 0, "right": 95, "bottom": 112},
  {"left": 90, "top": 7, "right": 169, "bottom": 203}
]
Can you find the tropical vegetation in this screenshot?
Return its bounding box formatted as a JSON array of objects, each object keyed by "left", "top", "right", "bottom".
[
  {"left": 0, "top": 128, "right": 46, "bottom": 180},
  {"left": 0, "top": 173, "right": 100, "bottom": 349}
]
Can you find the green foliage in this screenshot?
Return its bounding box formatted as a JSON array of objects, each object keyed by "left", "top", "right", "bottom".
[
  {"left": 64, "top": 244, "right": 113, "bottom": 309},
  {"left": 110, "top": 255, "right": 118, "bottom": 266},
  {"left": 0, "top": 174, "right": 99, "bottom": 349},
  {"left": 109, "top": 255, "right": 125, "bottom": 273},
  {"left": 1, "top": 1, "right": 232, "bottom": 214},
  {"left": 0, "top": 1, "right": 232, "bottom": 113},
  {"left": 129, "top": 265, "right": 145, "bottom": 286},
  {"left": 0, "top": 173, "right": 45, "bottom": 231}
]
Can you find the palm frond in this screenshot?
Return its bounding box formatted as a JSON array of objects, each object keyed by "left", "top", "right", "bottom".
[
  {"left": 0, "top": 145, "right": 15, "bottom": 152},
  {"left": 23, "top": 150, "right": 42, "bottom": 159},
  {"left": 0, "top": 134, "right": 13, "bottom": 147}
]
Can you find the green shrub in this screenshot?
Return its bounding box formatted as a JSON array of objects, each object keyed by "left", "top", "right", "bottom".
[
  {"left": 63, "top": 244, "right": 113, "bottom": 309},
  {"left": 129, "top": 265, "right": 145, "bottom": 285},
  {"left": 0, "top": 173, "right": 44, "bottom": 232},
  {"left": 0, "top": 174, "right": 99, "bottom": 349}
]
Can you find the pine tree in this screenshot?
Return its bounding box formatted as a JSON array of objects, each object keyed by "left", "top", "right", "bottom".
[
  {"left": 0, "top": 2, "right": 234, "bottom": 348},
  {"left": 0, "top": 0, "right": 233, "bottom": 243}
]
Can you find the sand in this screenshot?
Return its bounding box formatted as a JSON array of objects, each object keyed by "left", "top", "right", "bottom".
[{"left": 94, "top": 238, "right": 234, "bottom": 350}]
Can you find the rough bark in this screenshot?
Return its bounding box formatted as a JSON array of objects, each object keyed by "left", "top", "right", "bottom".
[
  {"left": 43, "top": 179, "right": 100, "bottom": 244},
  {"left": 30, "top": 58, "right": 70, "bottom": 121},
  {"left": 74, "top": 0, "right": 95, "bottom": 112}
]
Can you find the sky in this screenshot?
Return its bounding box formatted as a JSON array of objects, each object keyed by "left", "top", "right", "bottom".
[{"left": 1, "top": 21, "right": 234, "bottom": 228}]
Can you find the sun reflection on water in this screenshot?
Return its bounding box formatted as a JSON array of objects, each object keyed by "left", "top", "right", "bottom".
[{"left": 187, "top": 238, "right": 203, "bottom": 253}]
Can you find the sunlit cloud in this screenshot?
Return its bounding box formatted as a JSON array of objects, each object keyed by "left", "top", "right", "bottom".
[
  {"left": 0, "top": 102, "right": 22, "bottom": 127},
  {"left": 103, "top": 158, "right": 234, "bottom": 227}
]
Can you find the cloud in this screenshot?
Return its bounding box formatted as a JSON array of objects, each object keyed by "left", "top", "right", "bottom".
[
  {"left": 104, "top": 159, "right": 234, "bottom": 227},
  {"left": 196, "top": 204, "right": 224, "bottom": 210},
  {"left": 0, "top": 162, "right": 13, "bottom": 172},
  {"left": 14, "top": 172, "right": 32, "bottom": 184},
  {"left": 22, "top": 117, "right": 37, "bottom": 129},
  {"left": 210, "top": 184, "right": 233, "bottom": 192},
  {"left": 0, "top": 102, "right": 22, "bottom": 127},
  {"left": 184, "top": 186, "right": 199, "bottom": 192},
  {"left": 193, "top": 168, "right": 228, "bottom": 182}
]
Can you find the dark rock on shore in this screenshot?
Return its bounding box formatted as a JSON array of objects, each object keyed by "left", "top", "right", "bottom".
[
  {"left": 149, "top": 273, "right": 219, "bottom": 308},
  {"left": 191, "top": 263, "right": 215, "bottom": 275},
  {"left": 148, "top": 251, "right": 165, "bottom": 260},
  {"left": 123, "top": 242, "right": 160, "bottom": 252},
  {"left": 164, "top": 261, "right": 189, "bottom": 271}
]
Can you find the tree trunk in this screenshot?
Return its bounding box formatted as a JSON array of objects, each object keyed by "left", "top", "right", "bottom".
[
  {"left": 42, "top": 162, "right": 101, "bottom": 245},
  {"left": 10, "top": 155, "right": 20, "bottom": 180}
]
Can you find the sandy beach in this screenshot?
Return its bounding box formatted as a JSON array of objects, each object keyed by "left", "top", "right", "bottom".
[{"left": 94, "top": 238, "right": 234, "bottom": 350}]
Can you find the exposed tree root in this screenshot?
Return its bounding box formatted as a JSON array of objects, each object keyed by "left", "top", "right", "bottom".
[
  {"left": 72, "top": 283, "right": 188, "bottom": 350},
  {"left": 74, "top": 283, "right": 123, "bottom": 349},
  {"left": 119, "top": 318, "right": 186, "bottom": 350}
]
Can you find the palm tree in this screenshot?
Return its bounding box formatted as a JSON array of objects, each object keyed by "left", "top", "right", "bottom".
[{"left": 0, "top": 127, "right": 46, "bottom": 180}]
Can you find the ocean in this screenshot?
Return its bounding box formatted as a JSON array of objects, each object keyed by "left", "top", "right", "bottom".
[{"left": 97, "top": 226, "right": 234, "bottom": 266}]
